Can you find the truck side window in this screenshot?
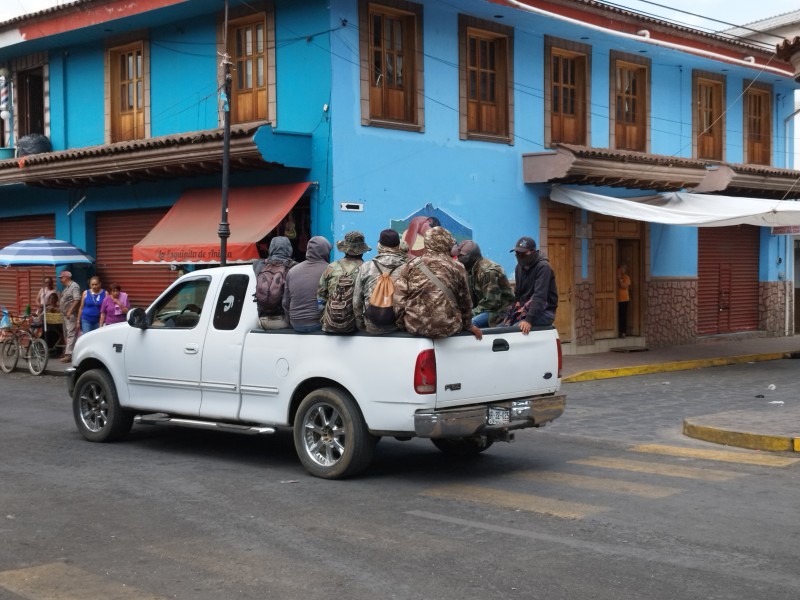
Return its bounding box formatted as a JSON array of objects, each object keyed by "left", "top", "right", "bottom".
[
  {"left": 213, "top": 274, "right": 249, "bottom": 331},
  {"left": 150, "top": 278, "right": 211, "bottom": 328}
]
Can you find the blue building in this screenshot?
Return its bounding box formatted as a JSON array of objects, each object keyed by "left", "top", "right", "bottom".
[{"left": 0, "top": 0, "right": 799, "bottom": 351}]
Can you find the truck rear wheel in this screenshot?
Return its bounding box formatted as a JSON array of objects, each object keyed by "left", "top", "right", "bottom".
[
  {"left": 294, "top": 387, "right": 376, "bottom": 479},
  {"left": 432, "top": 437, "right": 494, "bottom": 457},
  {"left": 73, "top": 369, "right": 133, "bottom": 442}
]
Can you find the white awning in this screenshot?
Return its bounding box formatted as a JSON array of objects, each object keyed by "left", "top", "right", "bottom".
[{"left": 550, "top": 187, "right": 800, "bottom": 227}]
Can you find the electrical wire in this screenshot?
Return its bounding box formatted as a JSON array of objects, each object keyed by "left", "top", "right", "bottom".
[{"left": 598, "top": 0, "right": 790, "bottom": 43}]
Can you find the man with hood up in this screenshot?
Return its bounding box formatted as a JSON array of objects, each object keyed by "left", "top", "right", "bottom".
[
  {"left": 453, "top": 240, "right": 514, "bottom": 328},
  {"left": 282, "top": 235, "right": 332, "bottom": 333},
  {"left": 253, "top": 236, "right": 296, "bottom": 329},
  {"left": 393, "top": 226, "right": 482, "bottom": 340}
]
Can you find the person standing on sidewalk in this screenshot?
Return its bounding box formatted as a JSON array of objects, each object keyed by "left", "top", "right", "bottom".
[
  {"left": 78, "top": 276, "right": 106, "bottom": 334},
  {"left": 617, "top": 263, "right": 631, "bottom": 338},
  {"left": 58, "top": 271, "right": 81, "bottom": 362}
]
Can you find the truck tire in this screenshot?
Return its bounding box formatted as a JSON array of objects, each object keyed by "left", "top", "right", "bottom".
[
  {"left": 432, "top": 437, "right": 494, "bottom": 457},
  {"left": 294, "top": 387, "right": 377, "bottom": 479},
  {"left": 73, "top": 369, "right": 134, "bottom": 443}
]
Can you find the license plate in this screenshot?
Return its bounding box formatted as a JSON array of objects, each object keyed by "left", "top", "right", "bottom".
[{"left": 487, "top": 406, "right": 509, "bottom": 426}]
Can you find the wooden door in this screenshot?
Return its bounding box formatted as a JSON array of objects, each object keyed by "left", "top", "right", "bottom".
[
  {"left": 594, "top": 239, "right": 616, "bottom": 338},
  {"left": 547, "top": 209, "right": 573, "bottom": 342}
]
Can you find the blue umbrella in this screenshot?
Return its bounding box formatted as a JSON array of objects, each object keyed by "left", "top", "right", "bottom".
[{"left": 0, "top": 237, "right": 94, "bottom": 266}]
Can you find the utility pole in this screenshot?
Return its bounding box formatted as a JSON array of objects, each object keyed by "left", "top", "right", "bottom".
[{"left": 218, "top": 0, "right": 232, "bottom": 266}]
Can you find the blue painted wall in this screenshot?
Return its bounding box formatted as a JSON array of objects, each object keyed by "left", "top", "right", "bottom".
[
  {"left": 2, "top": 0, "right": 798, "bottom": 285},
  {"left": 149, "top": 18, "right": 219, "bottom": 136},
  {"left": 650, "top": 224, "right": 697, "bottom": 277}
]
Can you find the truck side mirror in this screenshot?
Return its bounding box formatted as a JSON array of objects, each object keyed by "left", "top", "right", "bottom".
[{"left": 128, "top": 307, "right": 149, "bottom": 330}]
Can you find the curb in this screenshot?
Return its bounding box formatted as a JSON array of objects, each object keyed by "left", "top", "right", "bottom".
[
  {"left": 561, "top": 351, "right": 789, "bottom": 383},
  {"left": 683, "top": 419, "right": 800, "bottom": 453}
]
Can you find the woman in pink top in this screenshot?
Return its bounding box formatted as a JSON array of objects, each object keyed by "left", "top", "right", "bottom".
[{"left": 99, "top": 283, "right": 131, "bottom": 326}]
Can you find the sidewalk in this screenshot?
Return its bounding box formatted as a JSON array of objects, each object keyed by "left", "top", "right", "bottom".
[
  {"left": 562, "top": 334, "right": 800, "bottom": 454},
  {"left": 37, "top": 333, "right": 800, "bottom": 453}
]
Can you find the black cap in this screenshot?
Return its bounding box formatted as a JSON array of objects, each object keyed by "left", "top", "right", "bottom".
[
  {"left": 510, "top": 236, "right": 537, "bottom": 253},
  {"left": 379, "top": 228, "right": 400, "bottom": 248}
]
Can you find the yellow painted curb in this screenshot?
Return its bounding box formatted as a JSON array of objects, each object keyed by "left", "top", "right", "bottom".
[
  {"left": 562, "top": 352, "right": 788, "bottom": 383},
  {"left": 683, "top": 420, "right": 798, "bottom": 453}
]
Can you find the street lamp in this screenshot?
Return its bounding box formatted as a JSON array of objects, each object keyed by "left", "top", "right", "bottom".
[{"left": 218, "top": 1, "right": 231, "bottom": 266}]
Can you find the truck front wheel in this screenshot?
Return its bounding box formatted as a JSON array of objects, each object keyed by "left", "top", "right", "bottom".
[
  {"left": 294, "top": 387, "right": 376, "bottom": 479},
  {"left": 72, "top": 369, "right": 133, "bottom": 443}
]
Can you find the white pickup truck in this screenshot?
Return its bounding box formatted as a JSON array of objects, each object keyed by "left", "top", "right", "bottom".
[{"left": 66, "top": 265, "right": 565, "bottom": 479}]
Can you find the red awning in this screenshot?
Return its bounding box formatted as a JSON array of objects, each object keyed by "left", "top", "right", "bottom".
[{"left": 132, "top": 182, "right": 311, "bottom": 264}]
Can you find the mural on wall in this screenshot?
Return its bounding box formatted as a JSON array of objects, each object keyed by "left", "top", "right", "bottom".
[{"left": 390, "top": 204, "right": 472, "bottom": 257}]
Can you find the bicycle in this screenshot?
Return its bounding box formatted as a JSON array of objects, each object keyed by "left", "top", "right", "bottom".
[{"left": 0, "top": 314, "right": 49, "bottom": 376}]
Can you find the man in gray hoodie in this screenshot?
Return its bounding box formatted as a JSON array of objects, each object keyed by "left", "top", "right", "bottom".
[{"left": 282, "top": 236, "right": 332, "bottom": 332}]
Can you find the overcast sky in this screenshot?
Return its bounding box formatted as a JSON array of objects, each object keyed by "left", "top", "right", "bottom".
[{"left": 0, "top": 0, "right": 797, "bottom": 32}]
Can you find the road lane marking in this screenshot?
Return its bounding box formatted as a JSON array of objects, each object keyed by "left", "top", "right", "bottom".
[
  {"left": 0, "top": 562, "right": 166, "bottom": 600},
  {"left": 630, "top": 444, "right": 800, "bottom": 467},
  {"left": 406, "top": 510, "right": 800, "bottom": 590},
  {"left": 421, "top": 483, "right": 608, "bottom": 519},
  {"left": 509, "top": 470, "right": 683, "bottom": 498},
  {"left": 571, "top": 456, "right": 744, "bottom": 481}
]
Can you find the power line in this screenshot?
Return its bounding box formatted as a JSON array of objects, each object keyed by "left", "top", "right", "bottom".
[{"left": 598, "top": 0, "right": 789, "bottom": 43}]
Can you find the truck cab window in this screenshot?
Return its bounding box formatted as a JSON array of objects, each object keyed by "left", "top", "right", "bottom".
[
  {"left": 213, "top": 274, "right": 249, "bottom": 330},
  {"left": 150, "top": 278, "right": 211, "bottom": 328}
]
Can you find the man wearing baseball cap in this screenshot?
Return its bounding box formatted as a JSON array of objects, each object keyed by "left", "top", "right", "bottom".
[
  {"left": 58, "top": 270, "right": 81, "bottom": 361},
  {"left": 503, "top": 236, "right": 558, "bottom": 334}
]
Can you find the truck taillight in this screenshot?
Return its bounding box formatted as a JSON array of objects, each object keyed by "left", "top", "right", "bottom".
[
  {"left": 556, "top": 338, "right": 562, "bottom": 379},
  {"left": 414, "top": 349, "right": 436, "bottom": 394}
]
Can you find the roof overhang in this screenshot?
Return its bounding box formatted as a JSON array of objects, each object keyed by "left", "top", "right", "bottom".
[
  {"left": 523, "top": 144, "right": 800, "bottom": 199},
  {"left": 0, "top": 124, "right": 312, "bottom": 189}
]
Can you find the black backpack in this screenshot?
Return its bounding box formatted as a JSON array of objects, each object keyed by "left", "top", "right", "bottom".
[
  {"left": 255, "top": 261, "right": 289, "bottom": 316},
  {"left": 322, "top": 263, "right": 358, "bottom": 333}
]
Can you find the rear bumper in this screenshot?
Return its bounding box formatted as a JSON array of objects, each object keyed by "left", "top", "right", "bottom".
[{"left": 414, "top": 393, "right": 566, "bottom": 438}]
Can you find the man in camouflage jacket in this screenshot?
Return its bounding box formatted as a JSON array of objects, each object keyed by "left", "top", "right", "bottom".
[
  {"left": 318, "top": 230, "right": 370, "bottom": 333},
  {"left": 353, "top": 229, "right": 407, "bottom": 334},
  {"left": 393, "top": 226, "right": 482, "bottom": 340},
  {"left": 453, "top": 240, "right": 515, "bottom": 328}
]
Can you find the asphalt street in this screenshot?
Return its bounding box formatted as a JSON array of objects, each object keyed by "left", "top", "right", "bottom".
[{"left": 1, "top": 363, "right": 799, "bottom": 600}]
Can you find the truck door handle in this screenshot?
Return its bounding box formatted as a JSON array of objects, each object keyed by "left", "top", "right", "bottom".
[
  {"left": 184, "top": 344, "right": 199, "bottom": 354},
  {"left": 492, "top": 339, "right": 509, "bottom": 352}
]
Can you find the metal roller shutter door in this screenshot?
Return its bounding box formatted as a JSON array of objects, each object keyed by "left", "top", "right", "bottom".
[
  {"left": 698, "top": 226, "right": 759, "bottom": 335},
  {"left": 95, "top": 209, "right": 176, "bottom": 309},
  {"left": 0, "top": 216, "right": 56, "bottom": 313}
]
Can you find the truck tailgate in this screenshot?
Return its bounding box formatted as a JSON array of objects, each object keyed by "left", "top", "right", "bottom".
[{"left": 432, "top": 327, "right": 560, "bottom": 409}]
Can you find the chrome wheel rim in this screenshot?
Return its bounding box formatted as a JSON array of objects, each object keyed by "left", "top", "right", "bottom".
[
  {"left": 78, "top": 381, "right": 109, "bottom": 433},
  {"left": 301, "top": 402, "right": 345, "bottom": 467}
]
